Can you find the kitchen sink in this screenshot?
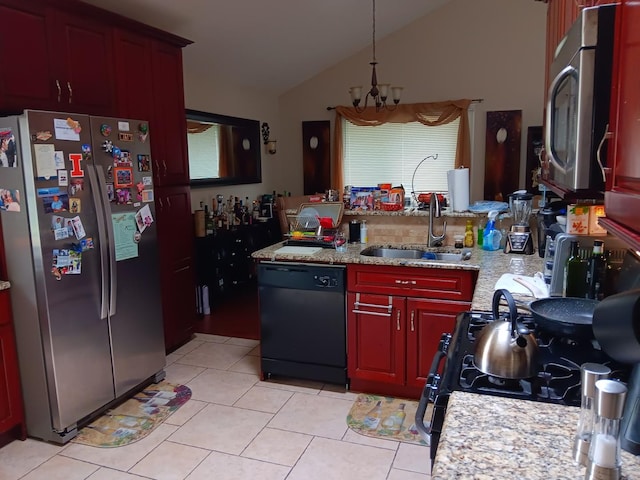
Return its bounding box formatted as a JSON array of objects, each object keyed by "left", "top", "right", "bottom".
[{"left": 360, "top": 246, "right": 471, "bottom": 262}]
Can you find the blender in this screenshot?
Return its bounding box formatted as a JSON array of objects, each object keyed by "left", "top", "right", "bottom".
[{"left": 504, "top": 191, "right": 534, "bottom": 255}]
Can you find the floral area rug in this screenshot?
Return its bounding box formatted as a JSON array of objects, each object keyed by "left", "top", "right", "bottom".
[
  {"left": 72, "top": 382, "right": 191, "bottom": 448},
  {"left": 347, "top": 393, "right": 429, "bottom": 446}
]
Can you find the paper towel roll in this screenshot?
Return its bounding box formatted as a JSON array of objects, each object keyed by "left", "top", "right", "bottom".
[{"left": 447, "top": 168, "right": 470, "bottom": 212}]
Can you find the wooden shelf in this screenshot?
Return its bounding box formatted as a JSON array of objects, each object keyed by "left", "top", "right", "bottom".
[{"left": 598, "top": 217, "right": 640, "bottom": 252}]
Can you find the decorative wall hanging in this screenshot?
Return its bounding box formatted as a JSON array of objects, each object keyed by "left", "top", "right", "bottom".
[{"left": 484, "top": 110, "right": 522, "bottom": 202}]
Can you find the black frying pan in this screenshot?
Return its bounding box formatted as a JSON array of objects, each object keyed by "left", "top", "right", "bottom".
[{"left": 526, "top": 297, "right": 599, "bottom": 339}]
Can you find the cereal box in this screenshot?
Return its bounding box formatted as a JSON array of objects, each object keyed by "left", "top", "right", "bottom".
[
  {"left": 566, "top": 204, "right": 590, "bottom": 235},
  {"left": 588, "top": 204, "right": 607, "bottom": 235}
]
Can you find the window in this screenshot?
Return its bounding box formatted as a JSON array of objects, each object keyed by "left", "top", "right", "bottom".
[
  {"left": 187, "top": 122, "right": 220, "bottom": 180},
  {"left": 342, "top": 117, "right": 460, "bottom": 196}
]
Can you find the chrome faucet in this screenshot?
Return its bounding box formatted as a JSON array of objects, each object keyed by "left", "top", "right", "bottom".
[{"left": 428, "top": 193, "right": 446, "bottom": 247}]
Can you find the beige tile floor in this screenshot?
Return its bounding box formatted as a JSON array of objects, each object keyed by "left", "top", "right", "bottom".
[{"left": 0, "top": 334, "right": 431, "bottom": 480}]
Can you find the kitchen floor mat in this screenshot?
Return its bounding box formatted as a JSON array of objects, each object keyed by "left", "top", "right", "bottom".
[
  {"left": 71, "top": 382, "right": 191, "bottom": 448},
  {"left": 346, "top": 393, "right": 429, "bottom": 446}
]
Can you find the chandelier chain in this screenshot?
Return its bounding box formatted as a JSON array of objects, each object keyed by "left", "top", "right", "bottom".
[{"left": 372, "top": 0, "right": 376, "bottom": 63}]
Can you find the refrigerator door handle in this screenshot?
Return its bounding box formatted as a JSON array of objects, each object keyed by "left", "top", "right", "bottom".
[
  {"left": 95, "top": 165, "right": 118, "bottom": 317},
  {"left": 87, "top": 165, "right": 109, "bottom": 320}
]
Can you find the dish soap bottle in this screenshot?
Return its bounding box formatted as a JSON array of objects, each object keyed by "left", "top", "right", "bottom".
[
  {"left": 482, "top": 210, "right": 502, "bottom": 251},
  {"left": 464, "top": 220, "right": 474, "bottom": 247}
]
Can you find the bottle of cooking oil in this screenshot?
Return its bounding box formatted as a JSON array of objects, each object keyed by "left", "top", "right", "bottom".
[{"left": 464, "top": 220, "right": 474, "bottom": 247}]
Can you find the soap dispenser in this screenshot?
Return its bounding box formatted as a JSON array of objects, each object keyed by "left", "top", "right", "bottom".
[{"left": 360, "top": 220, "right": 368, "bottom": 244}]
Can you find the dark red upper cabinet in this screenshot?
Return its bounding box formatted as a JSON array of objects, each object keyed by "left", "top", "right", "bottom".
[
  {"left": 603, "top": 0, "right": 640, "bottom": 248},
  {"left": 52, "top": 9, "right": 116, "bottom": 116},
  {"left": 149, "top": 42, "right": 190, "bottom": 186},
  {"left": 0, "top": 0, "right": 57, "bottom": 112}
]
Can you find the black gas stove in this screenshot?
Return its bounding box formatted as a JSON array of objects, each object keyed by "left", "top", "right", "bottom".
[{"left": 415, "top": 310, "right": 630, "bottom": 463}]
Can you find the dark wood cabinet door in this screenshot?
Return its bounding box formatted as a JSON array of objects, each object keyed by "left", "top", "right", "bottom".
[
  {"left": 113, "top": 29, "right": 154, "bottom": 120},
  {"left": 405, "top": 298, "right": 468, "bottom": 390},
  {"left": 53, "top": 10, "right": 116, "bottom": 115},
  {"left": 0, "top": 291, "right": 25, "bottom": 438},
  {"left": 0, "top": 0, "right": 57, "bottom": 111},
  {"left": 347, "top": 292, "right": 405, "bottom": 385},
  {"left": 155, "top": 186, "right": 197, "bottom": 351},
  {"left": 604, "top": 0, "right": 640, "bottom": 243},
  {"left": 150, "top": 42, "right": 189, "bottom": 186}
]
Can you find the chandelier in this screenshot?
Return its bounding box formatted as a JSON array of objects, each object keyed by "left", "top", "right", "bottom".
[{"left": 349, "top": 0, "right": 403, "bottom": 113}]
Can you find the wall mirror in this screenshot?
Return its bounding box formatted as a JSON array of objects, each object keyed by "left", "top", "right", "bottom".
[{"left": 186, "top": 109, "right": 262, "bottom": 187}]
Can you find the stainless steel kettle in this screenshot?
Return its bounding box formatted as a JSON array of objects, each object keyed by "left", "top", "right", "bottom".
[{"left": 474, "top": 289, "right": 539, "bottom": 379}]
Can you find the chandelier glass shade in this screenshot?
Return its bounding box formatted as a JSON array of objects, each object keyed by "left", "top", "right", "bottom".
[{"left": 350, "top": 0, "right": 403, "bottom": 113}]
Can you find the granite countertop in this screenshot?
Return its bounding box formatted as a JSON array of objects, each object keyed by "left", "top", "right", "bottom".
[
  {"left": 432, "top": 391, "right": 640, "bottom": 480},
  {"left": 252, "top": 242, "right": 545, "bottom": 310},
  {"left": 0, "top": 281, "right": 10, "bottom": 291}
]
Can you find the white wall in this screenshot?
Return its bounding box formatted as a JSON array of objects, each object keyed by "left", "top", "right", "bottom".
[{"left": 184, "top": 0, "right": 548, "bottom": 209}]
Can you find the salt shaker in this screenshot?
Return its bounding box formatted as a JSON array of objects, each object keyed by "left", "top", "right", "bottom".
[
  {"left": 585, "top": 379, "right": 628, "bottom": 480},
  {"left": 573, "top": 363, "right": 611, "bottom": 466}
]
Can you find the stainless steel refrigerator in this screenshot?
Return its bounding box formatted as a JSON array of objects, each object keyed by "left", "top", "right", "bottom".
[{"left": 0, "top": 110, "right": 165, "bottom": 443}]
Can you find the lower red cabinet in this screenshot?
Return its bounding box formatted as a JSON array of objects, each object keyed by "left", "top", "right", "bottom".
[
  {"left": 346, "top": 265, "right": 475, "bottom": 399},
  {"left": 0, "top": 289, "right": 26, "bottom": 442}
]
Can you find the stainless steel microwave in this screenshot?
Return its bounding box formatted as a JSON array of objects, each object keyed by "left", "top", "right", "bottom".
[{"left": 545, "top": 4, "right": 616, "bottom": 192}]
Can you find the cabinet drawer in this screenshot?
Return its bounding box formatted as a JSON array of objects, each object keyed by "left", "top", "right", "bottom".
[{"left": 347, "top": 265, "right": 476, "bottom": 301}]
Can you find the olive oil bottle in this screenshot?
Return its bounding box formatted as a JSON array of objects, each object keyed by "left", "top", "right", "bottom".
[{"left": 564, "top": 240, "right": 588, "bottom": 298}]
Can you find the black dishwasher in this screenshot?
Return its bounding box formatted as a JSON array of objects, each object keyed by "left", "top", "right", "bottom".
[{"left": 258, "top": 262, "right": 347, "bottom": 386}]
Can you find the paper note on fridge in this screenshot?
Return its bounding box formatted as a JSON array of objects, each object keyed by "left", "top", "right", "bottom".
[
  {"left": 112, "top": 212, "right": 139, "bottom": 261},
  {"left": 53, "top": 118, "right": 80, "bottom": 141},
  {"left": 34, "top": 144, "right": 57, "bottom": 179}
]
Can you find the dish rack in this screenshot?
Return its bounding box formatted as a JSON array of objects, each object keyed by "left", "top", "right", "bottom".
[{"left": 284, "top": 202, "right": 343, "bottom": 246}]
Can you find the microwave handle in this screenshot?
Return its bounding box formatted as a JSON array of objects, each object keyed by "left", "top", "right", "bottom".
[{"left": 545, "top": 64, "right": 577, "bottom": 176}]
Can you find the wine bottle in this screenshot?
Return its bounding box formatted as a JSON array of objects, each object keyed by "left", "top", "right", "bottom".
[
  {"left": 564, "top": 240, "right": 588, "bottom": 298},
  {"left": 586, "top": 240, "right": 607, "bottom": 300},
  {"left": 363, "top": 400, "right": 382, "bottom": 430}
]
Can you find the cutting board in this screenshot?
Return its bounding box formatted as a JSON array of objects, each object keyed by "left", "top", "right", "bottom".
[{"left": 274, "top": 246, "right": 323, "bottom": 255}]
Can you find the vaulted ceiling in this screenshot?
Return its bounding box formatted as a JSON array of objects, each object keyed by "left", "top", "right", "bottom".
[{"left": 81, "top": 0, "right": 450, "bottom": 94}]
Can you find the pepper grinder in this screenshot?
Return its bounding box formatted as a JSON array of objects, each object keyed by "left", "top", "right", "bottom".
[
  {"left": 585, "top": 379, "right": 628, "bottom": 480},
  {"left": 573, "top": 363, "right": 611, "bottom": 466}
]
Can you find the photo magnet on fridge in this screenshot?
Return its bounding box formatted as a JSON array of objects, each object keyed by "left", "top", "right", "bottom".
[
  {"left": 69, "top": 198, "right": 81, "bottom": 214},
  {"left": 0, "top": 188, "right": 20, "bottom": 212}
]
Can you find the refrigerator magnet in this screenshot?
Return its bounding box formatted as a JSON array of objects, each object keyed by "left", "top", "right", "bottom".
[
  {"left": 57, "top": 170, "right": 68, "bottom": 186},
  {"left": 100, "top": 124, "right": 112, "bottom": 137},
  {"left": 71, "top": 216, "right": 86, "bottom": 240},
  {"left": 106, "top": 184, "right": 115, "bottom": 202},
  {"left": 117, "top": 150, "right": 132, "bottom": 167},
  {"left": 102, "top": 140, "right": 113, "bottom": 153},
  {"left": 138, "top": 123, "right": 148, "bottom": 142},
  {"left": 114, "top": 167, "right": 133, "bottom": 188},
  {"left": 118, "top": 132, "right": 134, "bottom": 142},
  {"left": 0, "top": 188, "right": 20, "bottom": 212},
  {"left": 69, "top": 179, "right": 84, "bottom": 196},
  {"left": 69, "top": 153, "right": 84, "bottom": 177},
  {"left": 134, "top": 204, "right": 153, "bottom": 233},
  {"left": 81, "top": 144, "right": 92, "bottom": 162},
  {"left": 69, "top": 198, "right": 81, "bottom": 214},
  {"left": 54, "top": 118, "right": 80, "bottom": 141},
  {"left": 142, "top": 176, "right": 152, "bottom": 186},
  {"left": 115, "top": 188, "right": 132, "bottom": 205},
  {"left": 141, "top": 190, "right": 153, "bottom": 203},
  {"left": 35, "top": 131, "right": 52, "bottom": 142},
  {"left": 137, "top": 154, "right": 150, "bottom": 172}
]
